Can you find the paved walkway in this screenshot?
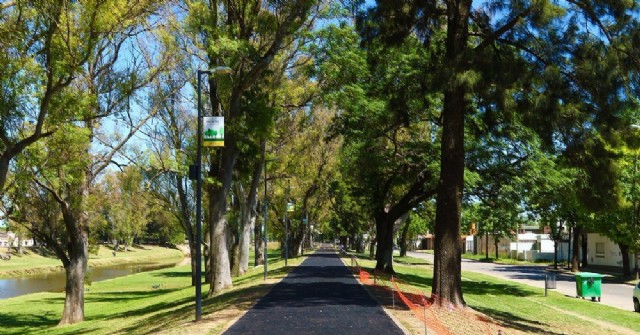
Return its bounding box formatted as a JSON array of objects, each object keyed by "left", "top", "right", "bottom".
[{"left": 223, "top": 248, "right": 404, "bottom": 335}]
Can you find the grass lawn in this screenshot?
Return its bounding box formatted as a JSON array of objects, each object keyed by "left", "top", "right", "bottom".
[
  {"left": 0, "top": 245, "right": 184, "bottom": 278},
  {"left": 351, "top": 256, "right": 640, "bottom": 335},
  {"left": 0, "top": 248, "right": 297, "bottom": 335},
  {"left": 461, "top": 252, "right": 551, "bottom": 266},
  {"left": 5, "top": 246, "right": 638, "bottom": 335}
]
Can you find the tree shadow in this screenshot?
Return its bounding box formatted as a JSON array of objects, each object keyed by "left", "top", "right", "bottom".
[
  {"left": 118, "top": 282, "right": 277, "bottom": 334},
  {"left": 472, "top": 306, "right": 567, "bottom": 335},
  {"left": 0, "top": 309, "right": 59, "bottom": 331},
  {"left": 85, "top": 288, "right": 183, "bottom": 304}
]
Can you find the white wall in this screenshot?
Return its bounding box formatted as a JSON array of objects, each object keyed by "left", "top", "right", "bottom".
[{"left": 587, "top": 233, "right": 626, "bottom": 267}]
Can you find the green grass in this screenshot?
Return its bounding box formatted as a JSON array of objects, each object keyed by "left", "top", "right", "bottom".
[
  {"left": 392, "top": 256, "right": 430, "bottom": 265},
  {"left": 461, "top": 252, "right": 550, "bottom": 266},
  {"left": 8, "top": 247, "right": 637, "bottom": 335},
  {"left": 0, "top": 247, "right": 300, "bottom": 335},
  {"left": 0, "top": 245, "right": 184, "bottom": 278},
  {"left": 352, "top": 256, "right": 640, "bottom": 335}
]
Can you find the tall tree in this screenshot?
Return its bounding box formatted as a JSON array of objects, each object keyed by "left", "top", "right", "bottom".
[
  {"left": 3, "top": 0, "right": 170, "bottom": 324},
  {"left": 0, "top": 1, "right": 99, "bottom": 192},
  {"left": 312, "top": 21, "right": 440, "bottom": 272},
  {"left": 187, "top": 0, "right": 318, "bottom": 294},
  {"left": 363, "top": 0, "right": 640, "bottom": 306}
]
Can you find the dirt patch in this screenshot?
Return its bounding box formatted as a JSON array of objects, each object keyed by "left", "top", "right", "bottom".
[
  {"left": 156, "top": 307, "right": 245, "bottom": 335},
  {"left": 154, "top": 278, "right": 282, "bottom": 335}
]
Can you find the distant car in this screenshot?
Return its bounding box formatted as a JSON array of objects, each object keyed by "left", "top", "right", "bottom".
[{"left": 634, "top": 282, "right": 640, "bottom": 312}]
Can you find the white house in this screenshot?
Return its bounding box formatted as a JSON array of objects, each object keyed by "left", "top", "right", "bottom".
[
  {"left": 464, "top": 232, "right": 570, "bottom": 262},
  {"left": 586, "top": 233, "right": 637, "bottom": 268},
  {"left": 0, "top": 231, "right": 34, "bottom": 248}
]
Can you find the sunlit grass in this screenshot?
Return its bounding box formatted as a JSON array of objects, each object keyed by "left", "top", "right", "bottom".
[
  {"left": 0, "top": 247, "right": 302, "bottom": 335},
  {"left": 352, "top": 256, "right": 640, "bottom": 335}
]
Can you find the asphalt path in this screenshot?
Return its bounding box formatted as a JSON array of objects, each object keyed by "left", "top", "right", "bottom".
[
  {"left": 224, "top": 247, "right": 404, "bottom": 335},
  {"left": 407, "top": 251, "right": 635, "bottom": 312}
]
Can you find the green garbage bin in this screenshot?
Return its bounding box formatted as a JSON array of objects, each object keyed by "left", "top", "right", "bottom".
[{"left": 575, "top": 272, "right": 604, "bottom": 302}]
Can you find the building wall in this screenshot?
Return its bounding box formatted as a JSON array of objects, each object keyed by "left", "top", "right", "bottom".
[
  {"left": 0, "top": 232, "right": 34, "bottom": 248},
  {"left": 586, "top": 233, "right": 631, "bottom": 268},
  {"left": 464, "top": 233, "right": 570, "bottom": 261}
]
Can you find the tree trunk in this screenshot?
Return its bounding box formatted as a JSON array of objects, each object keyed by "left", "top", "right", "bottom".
[
  {"left": 369, "top": 237, "right": 376, "bottom": 259},
  {"left": 581, "top": 233, "right": 588, "bottom": 267},
  {"left": 399, "top": 215, "right": 410, "bottom": 257},
  {"left": 291, "top": 223, "right": 304, "bottom": 257},
  {"left": 58, "top": 204, "right": 89, "bottom": 325},
  {"left": 208, "top": 212, "right": 232, "bottom": 293},
  {"left": 232, "top": 208, "right": 252, "bottom": 276},
  {"left": 432, "top": 0, "right": 471, "bottom": 307},
  {"left": 494, "top": 237, "right": 499, "bottom": 259},
  {"left": 485, "top": 233, "right": 489, "bottom": 260},
  {"left": 355, "top": 234, "right": 364, "bottom": 253},
  {"left": 233, "top": 161, "right": 262, "bottom": 276},
  {"left": 620, "top": 243, "right": 631, "bottom": 277},
  {"left": 374, "top": 213, "right": 395, "bottom": 272},
  {"left": 176, "top": 174, "right": 197, "bottom": 286},
  {"left": 6, "top": 235, "right": 13, "bottom": 254},
  {"left": 571, "top": 225, "right": 581, "bottom": 272},
  {"left": 59, "top": 245, "right": 87, "bottom": 325},
  {"left": 17, "top": 236, "right": 23, "bottom": 255},
  {"left": 0, "top": 154, "right": 11, "bottom": 193},
  {"left": 254, "top": 211, "right": 264, "bottom": 266},
  {"left": 204, "top": 231, "right": 211, "bottom": 284},
  {"left": 189, "top": 243, "right": 198, "bottom": 286}
]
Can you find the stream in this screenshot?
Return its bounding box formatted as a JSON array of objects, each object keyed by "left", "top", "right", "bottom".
[{"left": 0, "top": 261, "right": 181, "bottom": 300}]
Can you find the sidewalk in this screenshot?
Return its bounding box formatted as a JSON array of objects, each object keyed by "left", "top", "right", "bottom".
[{"left": 223, "top": 248, "right": 404, "bottom": 335}]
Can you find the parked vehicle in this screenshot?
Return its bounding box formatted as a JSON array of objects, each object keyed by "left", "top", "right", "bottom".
[{"left": 633, "top": 282, "right": 640, "bottom": 312}]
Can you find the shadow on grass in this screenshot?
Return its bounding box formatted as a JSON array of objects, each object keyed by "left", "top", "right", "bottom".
[
  {"left": 86, "top": 288, "right": 184, "bottom": 304},
  {"left": 152, "top": 271, "right": 192, "bottom": 278},
  {"left": 0, "top": 309, "right": 60, "bottom": 331},
  {"left": 118, "top": 282, "right": 277, "bottom": 334},
  {"left": 472, "top": 306, "right": 566, "bottom": 335},
  {"left": 361, "top": 266, "right": 551, "bottom": 334}
]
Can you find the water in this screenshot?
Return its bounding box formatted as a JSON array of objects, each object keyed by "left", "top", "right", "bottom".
[{"left": 0, "top": 262, "right": 180, "bottom": 300}]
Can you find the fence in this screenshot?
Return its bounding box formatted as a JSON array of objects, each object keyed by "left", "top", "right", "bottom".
[{"left": 350, "top": 256, "right": 505, "bottom": 335}]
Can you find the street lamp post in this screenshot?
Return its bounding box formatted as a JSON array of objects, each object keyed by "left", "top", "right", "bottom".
[
  {"left": 263, "top": 147, "right": 268, "bottom": 280},
  {"left": 194, "top": 66, "right": 231, "bottom": 322},
  {"left": 633, "top": 151, "right": 639, "bottom": 280},
  {"left": 631, "top": 124, "right": 640, "bottom": 280},
  {"left": 284, "top": 178, "right": 290, "bottom": 266}
]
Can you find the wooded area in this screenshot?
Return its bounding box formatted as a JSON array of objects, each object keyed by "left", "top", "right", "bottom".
[{"left": 1, "top": 0, "right": 640, "bottom": 325}]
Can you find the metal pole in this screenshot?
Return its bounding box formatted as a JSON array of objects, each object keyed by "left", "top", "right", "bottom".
[
  {"left": 285, "top": 179, "right": 289, "bottom": 266},
  {"left": 195, "top": 70, "right": 205, "bottom": 322},
  {"left": 634, "top": 154, "right": 639, "bottom": 280},
  {"left": 263, "top": 147, "right": 268, "bottom": 280}
]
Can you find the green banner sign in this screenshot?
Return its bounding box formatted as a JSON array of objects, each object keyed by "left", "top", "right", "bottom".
[{"left": 203, "top": 116, "right": 224, "bottom": 147}]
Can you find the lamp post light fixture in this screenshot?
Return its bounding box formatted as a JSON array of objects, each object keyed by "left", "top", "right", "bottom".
[{"left": 193, "top": 66, "right": 232, "bottom": 322}]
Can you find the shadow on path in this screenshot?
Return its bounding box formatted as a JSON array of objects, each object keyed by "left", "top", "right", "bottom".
[{"left": 223, "top": 248, "right": 404, "bottom": 335}]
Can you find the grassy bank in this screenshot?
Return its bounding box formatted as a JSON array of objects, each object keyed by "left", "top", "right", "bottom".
[
  {"left": 7, "top": 248, "right": 637, "bottom": 335},
  {"left": 0, "top": 245, "right": 184, "bottom": 278},
  {"left": 0, "top": 248, "right": 299, "bottom": 335},
  {"left": 351, "top": 256, "right": 640, "bottom": 335}
]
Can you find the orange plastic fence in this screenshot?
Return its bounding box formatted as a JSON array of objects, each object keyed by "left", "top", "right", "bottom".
[{"left": 350, "top": 259, "right": 503, "bottom": 335}]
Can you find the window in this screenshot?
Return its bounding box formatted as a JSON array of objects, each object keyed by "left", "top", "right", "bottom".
[{"left": 595, "top": 242, "right": 605, "bottom": 258}]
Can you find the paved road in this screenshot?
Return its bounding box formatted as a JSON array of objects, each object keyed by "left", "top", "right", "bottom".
[
  {"left": 224, "top": 248, "right": 404, "bottom": 335},
  {"left": 407, "top": 251, "right": 636, "bottom": 312}
]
